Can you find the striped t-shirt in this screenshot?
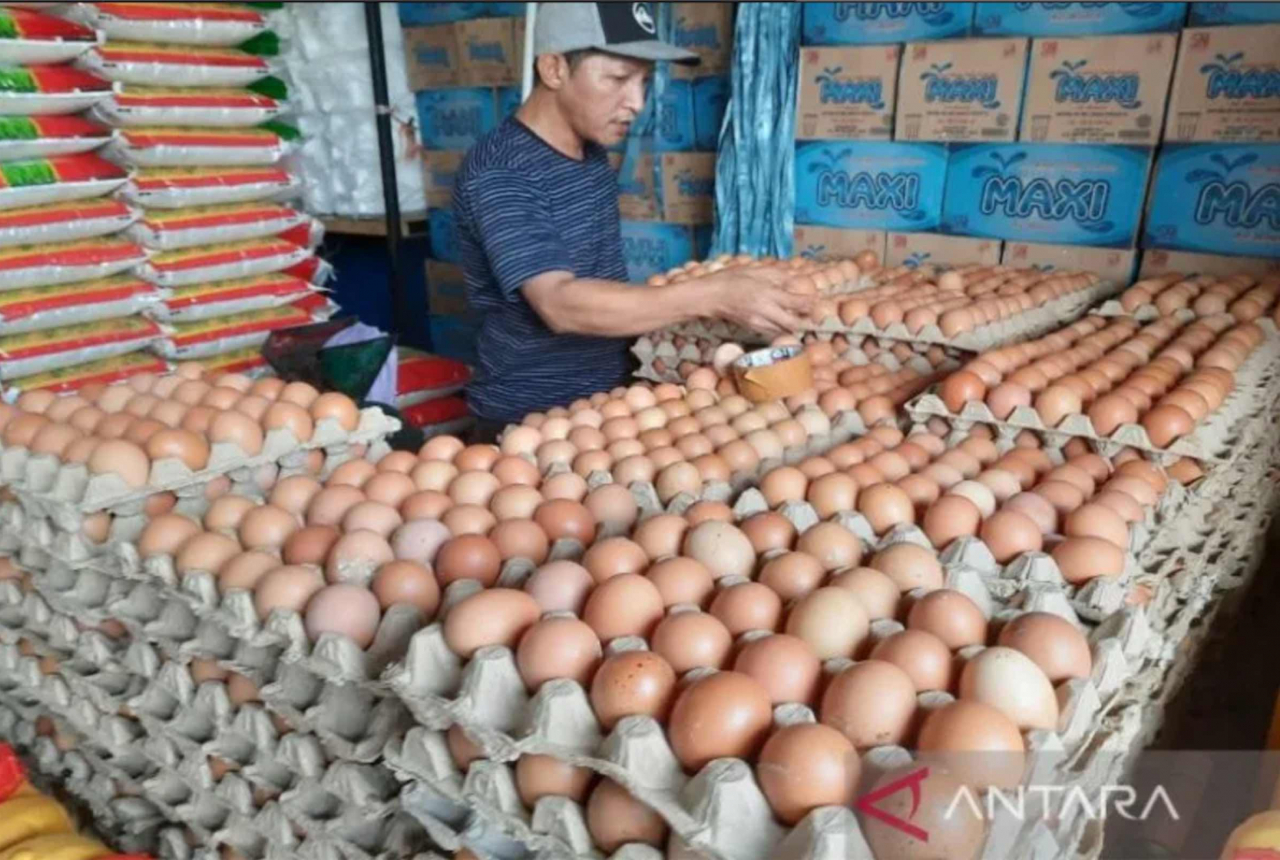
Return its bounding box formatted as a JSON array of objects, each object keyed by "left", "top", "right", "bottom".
[{"left": 454, "top": 117, "right": 631, "bottom": 423}]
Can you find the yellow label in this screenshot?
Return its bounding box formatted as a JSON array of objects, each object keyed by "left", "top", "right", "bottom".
[
  {"left": 101, "top": 41, "right": 256, "bottom": 61},
  {"left": 0, "top": 833, "right": 108, "bottom": 860},
  {"left": 124, "top": 126, "right": 279, "bottom": 141},
  {"left": 0, "top": 315, "right": 156, "bottom": 352},
  {"left": 197, "top": 346, "right": 266, "bottom": 371},
  {"left": 0, "top": 275, "right": 150, "bottom": 309},
  {"left": 143, "top": 201, "right": 292, "bottom": 224},
  {"left": 168, "top": 272, "right": 298, "bottom": 301},
  {"left": 149, "top": 237, "right": 289, "bottom": 266},
  {"left": 170, "top": 303, "right": 303, "bottom": 337},
  {"left": 6, "top": 350, "right": 163, "bottom": 392},
  {"left": 0, "top": 237, "right": 136, "bottom": 262},
  {"left": 135, "top": 165, "right": 284, "bottom": 180}
]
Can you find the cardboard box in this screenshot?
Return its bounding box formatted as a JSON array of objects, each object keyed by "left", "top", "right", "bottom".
[
  {"left": 428, "top": 207, "right": 461, "bottom": 263},
  {"left": 403, "top": 24, "right": 460, "bottom": 90},
  {"left": 1165, "top": 25, "right": 1280, "bottom": 143},
  {"left": 400, "top": 3, "right": 523, "bottom": 26},
  {"left": 794, "top": 141, "right": 950, "bottom": 231},
  {"left": 940, "top": 143, "right": 1153, "bottom": 247},
  {"left": 1020, "top": 34, "right": 1177, "bottom": 144},
  {"left": 803, "top": 2, "right": 974, "bottom": 44},
  {"left": 693, "top": 75, "right": 730, "bottom": 151},
  {"left": 885, "top": 231, "right": 1002, "bottom": 267},
  {"left": 621, "top": 221, "right": 695, "bottom": 282},
  {"left": 671, "top": 3, "right": 733, "bottom": 78},
  {"left": 660, "top": 152, "right": 715, "bottom": 224},
  {"left": 1003, "top": 240, "right": 1138, "bottom": 283},
  {"left": 973, "top": 2, "right": 1186, "bottom": 36},
  {"left": 422, "top": 150, "right": 464, "bottom": 209},
  {"left": 609, "top": 151, "right": 660, "bottom": 221},
  {"left": 896, "top": 37, "right": 1028, "bottom": 142},
  {"left": 456, "top": 16, "right": 524, "bottom": 87},
  {"left": 655, "top": 80, "right": 697, "bottom": 151},
  {"left": 796, "top": 45, "right": 900, "bottom": 140},
  {"left": 1188, "top": 3, "right": 1280, "bottom": 26},
  {"left": 416, "top": 88, "right": 497, "bottom": 150},
  {"left": 1139, "top": 247, "right": 1280, "bottom": 277},
  {"left": 792, "top": 225, "right": 886, "bottom": 261},
  {"left": 426, "top": 260, "right": 468, "bottom": 315},
  {"left": 1143, "top": 143, "right": 1280, "bottom": 257}
]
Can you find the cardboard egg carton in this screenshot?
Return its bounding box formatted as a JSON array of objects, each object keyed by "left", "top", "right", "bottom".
[
  {"left": 152, "top": 817, "right": 445, "bottom": 860},
  {"left": 654, "top": 279, "right": 1121, "bottom": 355},
  {"left": 1095, "top": 299, "right": 1280, "bottom": 335},
  {"left": 0, "top": 405, "right": 398, "bottom": 522},
  {"left": 907, "top": 333, "right": 1280, "bottom": 467}
]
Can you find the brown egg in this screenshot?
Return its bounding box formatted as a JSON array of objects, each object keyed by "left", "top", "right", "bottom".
[
  {"left": 362, "top": 472, "right": 416, "bottom": 509},
  {"left": 740, "top": 512, "right": 796, "bottom": 554},
  {"left": 443, "top": 588, "right": 540, "bottom": 657},
  {"left": 515, "top": 754, "right": 594, "bottom": 807},
  {"left": 324, "top": 530, "right": 395, "bottom": 586},
  {"left": 310, "top": 392, "right": 359, "bottom": 431},
  {"left": 306, "top": 486, "right": 366, "bottom": 527},
  {"left": 820, "top": 660, "right": 917, "bottom": 749},
  {"left": 283, "top": 525, "right": 341, "bottom": 566},
  {"left": 997, "top": 611, "right": 1091, "bottom": 683},
  {"left": 826, "top": 567, "right": 897, "bottom": 620},
  {"left": 86, "top": 439, "right": 150, "bottom": 487},
  {"left": 871, "top": 629, "right": 954, "bottom": 692},
  {"left": 365, "top": 559, "right": 439, "bottom": 616},
  {"left": 1052, "top": 537, "right": 1125, "bottom": 584},
  {"left": 253, "top": 565, "right": 325, "bottom": 619},
  {"left": 523, "top": 560, "right": 595, "bottom": 614},
  {"left": 138, "top": 513, "right": 202, "bottom": 558},
  {"left": 435, "top": 534, "right": 502, "bottom": 587},
  {"left": 587, "top": 779, "right": 669, "bottom": 853},
  {"left": 668, "top": 671, "right": 773, "bottom": 771},
  {"left": 907, "top": 589, "right": 987, "bottom": 649},
  {"left": 732, "top": 633, "right": 821, "bottom": 706},
  {"left": 534, "top": 499, "right": 597, "bottom": 544},
  {"left": 649, "top": 610, "right": 732, "bottom": 674},
  {"left": 175, "top": 532, "right": 241, "bottom": 575},
  {"left": 868, "top": 543, "right": 944, "bottom": 592},
  {"left": 760, "top": 466, "right": 808, "bottom": 507},
  {"left": 856, "top": 484, "right": 916, "bottom": 534},
  {"left": 785, "top": 586, "right": 870, "bottom": 659},
  {"left": 711, "top": 581, "right": 783, "bottom": 634},
  {"left": 515, "top": 616, "right": 603, "bottom": 690},
  {"left": 581, "top": 573, "right": 665, "bottom": 641},
  {"left": 304, "top": 583, "right": 381, "bottom": 648},
  {"left": 806, "top": 473, "right": 859, "bottom": 518},
  {"left": 342, "top": 501, "right": 403, "bottom": 538},
  {"left": 795, "top": 522, "right": 863, "bottom": 571},
  {"left": 238, "top": 505, "right": 300, "bottom": 551},
  {"left": 442, "top": 504, "right": 497, "bottom": 535},
  {"left": 490, "top": 519, "right": 550, "bottom": 563},
  {"left": 633, "top": 513, "right": 688, "bottom": 559},
  {"left": 1063, "top": 503, "right": 1129, "bottom": 549},
  {"left": 29, "top": 424, "right": 81, "bottom": 458},
  {"left": 757, "top": 722, "right": 858, "bottom": 826},
  {"left": 979, "top": 509, "right": 1044, "bottom": 563},
  {"left": 589, "top": 649, "right": 679, "bottom": 731},
  {"left": 757, "top": 551, "right": 825, "bottom": 603},
  {"left": 862, "top": 766, "right": 988, "bottom": 859}
]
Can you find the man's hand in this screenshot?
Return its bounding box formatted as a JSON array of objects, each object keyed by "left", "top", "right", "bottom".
[{"left": 702, "top": 270, "right": 815, "bottom": 335}]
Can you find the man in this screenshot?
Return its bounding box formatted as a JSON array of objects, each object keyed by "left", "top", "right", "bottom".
[{"left": 452, "top": 1, "right": 812, "bottom": 436}]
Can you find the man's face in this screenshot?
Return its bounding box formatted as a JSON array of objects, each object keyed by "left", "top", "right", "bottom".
[{"left": 554, "top": 52, "right": 651, "bottom": 147}]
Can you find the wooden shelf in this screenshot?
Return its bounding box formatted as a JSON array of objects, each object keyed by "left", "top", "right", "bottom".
[{"left": 321, "top": 212, "right": 428, "bottom": 237}]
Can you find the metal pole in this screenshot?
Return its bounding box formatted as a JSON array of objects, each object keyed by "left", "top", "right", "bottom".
[{"left": 364, "top": 2, "right": 406, "bottom": 324}]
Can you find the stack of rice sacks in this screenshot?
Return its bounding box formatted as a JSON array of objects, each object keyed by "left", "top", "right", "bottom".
[
  {"left": 71, "top": 2, "right": 338, "bottom": 382},
  {"left": 0, "top": 4, "right": 164, "bottom": 400}
]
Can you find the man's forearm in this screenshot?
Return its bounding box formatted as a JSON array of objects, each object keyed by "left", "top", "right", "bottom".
[{"left": 530, "top": 277, "right": 715, "bottom": 337}]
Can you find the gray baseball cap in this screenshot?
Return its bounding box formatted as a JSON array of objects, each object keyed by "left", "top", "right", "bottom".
[{"left": 534, "top": 2, "right": 701, "bottom": 65}]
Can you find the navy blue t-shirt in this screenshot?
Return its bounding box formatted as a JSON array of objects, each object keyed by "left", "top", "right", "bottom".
[{"left": 453, "top": 117, "right": 631, "bottom": 423}]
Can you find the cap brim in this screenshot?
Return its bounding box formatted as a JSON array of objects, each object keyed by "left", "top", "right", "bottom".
[{"left": 602, "top": 39, "right": 701, "bottom": 65}]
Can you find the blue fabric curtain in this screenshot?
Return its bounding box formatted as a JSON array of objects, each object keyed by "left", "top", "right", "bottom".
[{"left": 712, "top": 3, "right": 801, "bottom": 257}]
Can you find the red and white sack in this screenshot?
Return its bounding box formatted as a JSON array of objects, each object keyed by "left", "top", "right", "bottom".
[
  {"left": 0, "top": 64, "right": 113, "bottom": 115},
  {"left": 397, "top": 347, "right": 470, "bottom": 408},
  {"left": 105, "top": 125, "right": 289, "bottom": 168},
  {"left": 0, "top": 198, "right": 138, "bottom": 247},
  {"left": 156, "top": 301, "right": 321, "bottom": 360},
  {"left": 0, "top": 274, "right": 161, "bottom": 335},
  {"left": 153, "top": 271, "right": 317, "bottom": 323},
  {"left": 0, "top": 348, "right": 167, "bottom": 398},
  {"left": 136, "top": 236, "right": 311, "bottom": 288},
  {"left": 117, "top": 165, "right": 299, "bottom": 208},
  {"left": 67, "top": 3, "right": 270, "bottom": 48},
  {"left": 0, "top": 314, "right": 162, "bottom": 380},
  {"left": 91, "top": 84, "right": 285, "bottom": 128},
  {"left": 126, "top": 201, "right": 311, "bottom": 250},
  {"left": 0, "top": 114, "right": 110, "bottom": 160},
  {"left": 77, "top": 42, "right": 272, "bottom": 88},
  {"left": 0, "top": 7, "right": 101, "bottom": 65},
  {"left": 0, "top": 152, "right": 128, "bottom": 210},
  {"left": 0, "top": 235, "right": 147, "bottom": 292}
]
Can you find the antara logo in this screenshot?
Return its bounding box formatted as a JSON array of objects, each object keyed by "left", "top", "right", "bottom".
[
  {"left": 1200, "top": 52, "right": 1280, "bottom": 99},
  {"left": 1051, "top": 59, "right": 1142, "bottom": 109},
  {"left": 816, "top": 66, "right": 886, "bottom": 109},
  {"left": 921, "top": 63, "right": 1001, "bottom": 109},
  {"left": 1188, "top": 152, "right": 1280, "bottom": 229},
  {"left": 833, "top": 3, "right": 946, "bottom": 21},
  {"left": 974, "top": 151, "right": 1110, "bottom": 223}
]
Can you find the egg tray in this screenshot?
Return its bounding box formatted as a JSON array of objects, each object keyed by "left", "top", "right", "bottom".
[
  {"left": 905, "top": 332, "right": 1280, "bottom": 468},
  {"left": 148, "top": 815, "right": 445, "bottom": 860},
  {"left": 653, "top": 278, "right": 1121, "bottom": 356},
  {"left": 1093, "top": 299, "right": 1280, "bottom": 335},
  {"left": 0, "top": 404, "right": 399, "bottom": 523}
]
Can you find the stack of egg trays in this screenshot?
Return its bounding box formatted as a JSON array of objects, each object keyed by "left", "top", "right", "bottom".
[
  {"left": 653, "top": 277, "right": 1122, "bottom": 355},
  {"left": 374, "top": 498, "right": 1157, "bottom": 860},
  {"left": 0, "top": 695, "right": 169, "bottom": 854},
  {"left": 905, "top": 319, "right": 1280, "bottom": 469},
  {"left": 1093, "top": 297, "right": 1280, "bottom": 336},
  {"left": 0, "top": 404, "right": 399, "bottom": 531},
  {"left": 0, "top": 579, "right": 416, "bottom": 860}
]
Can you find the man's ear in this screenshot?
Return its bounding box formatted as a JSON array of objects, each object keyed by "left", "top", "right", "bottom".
[{"left": 536, "top": 53, "right": 569, "bottom": 90}]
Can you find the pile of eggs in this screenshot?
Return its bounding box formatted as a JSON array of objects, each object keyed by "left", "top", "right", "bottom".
[
  {"left": 1118, "top": 272, "right": 1279, "bottom": 322},
  {"left": 0, "top": 363, "right": 361, "bottom": 491},
  {"left": 644, "top": 250, "right": 879, "bottom": 294},
  {"left": 940, "top": 314, "right": 1265, "bottom": 446}
]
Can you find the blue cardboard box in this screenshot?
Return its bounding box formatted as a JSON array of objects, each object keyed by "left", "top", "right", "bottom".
[
  {"left": 794, "top": 141, "right": 950, "bottom": 231},
  {"left": 1144, "top": 144, "right": 1280, "bottom": 257},
  {"left": 974, "top": 2, "right": 1187, "bottom": 36},
  {"left": 620, "top": 221, "right": 695, "bottom": 282},
  {"left": 399, "top": 3, "right": 524, "bottom": 26},
  {"left": 655, "top": 80, "right": 697, "bottom": 152},
  {"left": 802, "top": 3, "right": 974, "bottom": 45},
  {"left": 693, "top": 75, "right": 730, "bottom": 151},
  {"left": 1188, "top": 2, "right": 1280, "bottom": 25},
  {"left": 416, "top": 88, "right": 497, "bottom": 150},
  {"left": 940, "top": 143, "right": 1152, "bottom": 247},
  {"left": 429, "top": 207, "right": 461, "bottom": 264}
]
